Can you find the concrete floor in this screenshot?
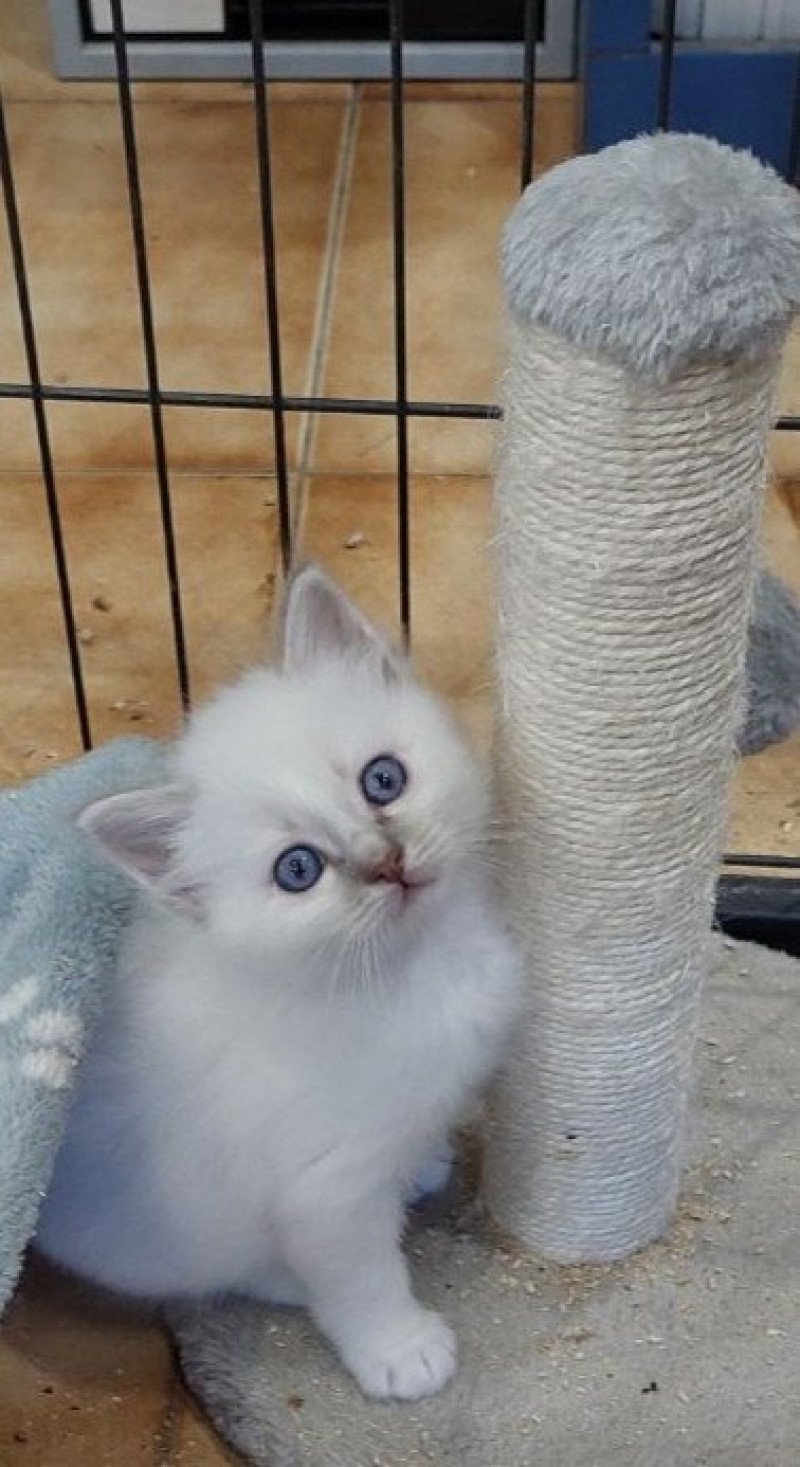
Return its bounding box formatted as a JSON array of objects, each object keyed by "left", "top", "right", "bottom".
[{"left": 1, "top": 2, "right": 800, "bottom": 1462}]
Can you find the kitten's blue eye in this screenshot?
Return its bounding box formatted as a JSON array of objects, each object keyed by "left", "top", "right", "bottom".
[
  {"left": 274, "top": 845, "right": 325, "bottom": 893},
  {"left": 360, "top": 754, "right": 407, "bottom": 807}
]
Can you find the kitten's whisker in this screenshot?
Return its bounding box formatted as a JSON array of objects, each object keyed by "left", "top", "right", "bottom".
[{"left": 348, "top": 923, "right": 387, "bottom": 1001}]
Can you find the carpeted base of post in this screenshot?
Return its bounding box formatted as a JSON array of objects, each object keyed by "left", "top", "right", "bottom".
[{"left": 168, "top": 934, "right": 800, "bottom": 1467}]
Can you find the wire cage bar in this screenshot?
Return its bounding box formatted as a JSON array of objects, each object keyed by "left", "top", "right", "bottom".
[
  {"left": 108, "top": 0, "right": 191, "bottom": 713},
  {"left": 1, "top": 4, "right": 800, "bottom": 906},
  {"left": 389, "top": 0, "right": 411, "bottom": 641},
  {"left": 0, "top": 91, "right": 92, "bottom": 749},
  {"left": 248, "top": 0, "right": 293, "bottom": 571}
]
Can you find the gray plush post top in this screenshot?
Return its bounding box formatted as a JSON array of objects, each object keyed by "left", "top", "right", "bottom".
[{"left": 503, "top": 132, "right": 800, "bottom": 383}]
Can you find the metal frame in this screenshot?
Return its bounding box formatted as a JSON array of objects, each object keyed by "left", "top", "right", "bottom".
[
  {"left": 48, "top": 0, "right": 578, "bottom": 82},
  {"left": 4, "top": 1, "right": 800, "bottom": 938}
]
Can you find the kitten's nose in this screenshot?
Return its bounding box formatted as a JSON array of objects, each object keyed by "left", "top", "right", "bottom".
[{"left": 368, "top": 848, "right": 406, "bottom": 885}]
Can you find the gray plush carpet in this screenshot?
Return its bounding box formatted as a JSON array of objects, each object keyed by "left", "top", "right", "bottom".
[{"left": 169, "top": 934, "right": 800, "bottom": 1466}]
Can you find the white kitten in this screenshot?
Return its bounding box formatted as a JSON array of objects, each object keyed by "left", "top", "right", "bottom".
[{"left": 36, "top": 566, "right": 520, "bottom": 1401}]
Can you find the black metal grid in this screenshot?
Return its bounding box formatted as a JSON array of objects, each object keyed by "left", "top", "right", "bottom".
[{"left": 1, "top": 2, "right": 800, "bottom": 883}]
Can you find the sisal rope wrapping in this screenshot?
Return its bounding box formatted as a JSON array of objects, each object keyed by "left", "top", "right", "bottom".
[{"left": 484, "top": 322, "right": 779, "bottom": 1260}]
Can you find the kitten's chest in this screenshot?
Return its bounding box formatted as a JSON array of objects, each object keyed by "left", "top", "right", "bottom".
[
  {"left": 167, "top": 964, "right": 478, "bottom": 1182},
  {"left": 125, "top": 913, "right": 507, "bottom": 1193},
  {"left": 250, "top": 980, "right": 468, "bottom": 1126}
]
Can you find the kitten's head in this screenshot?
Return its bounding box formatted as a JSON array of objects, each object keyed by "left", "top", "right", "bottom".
[{"left": 79, "top": 566, "right": 488, "bottom": 983}]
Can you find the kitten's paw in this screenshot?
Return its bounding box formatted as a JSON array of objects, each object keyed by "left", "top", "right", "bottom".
[
  {"left": 344, "top": 1310, "right": 456, "bottom": 1400},
  {"left": 406, "top": 1140, "right": 455, "bottom": 1206}
]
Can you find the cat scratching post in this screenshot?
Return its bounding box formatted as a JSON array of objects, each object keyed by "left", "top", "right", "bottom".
[{"left": 484, "top": 133, "right": 800, "bottom": 1261}]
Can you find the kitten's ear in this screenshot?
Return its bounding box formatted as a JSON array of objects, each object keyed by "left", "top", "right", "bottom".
[
  {"left": 280, "top": 563, "right": 402, "bottom": 681},
  {"left": 77, "top": 785, "right": 192, "bottom": 898}
]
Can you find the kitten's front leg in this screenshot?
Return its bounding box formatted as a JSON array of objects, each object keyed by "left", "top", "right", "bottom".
[{"left": 279, "top": 1190, "right": 455, "bottom": 1400}]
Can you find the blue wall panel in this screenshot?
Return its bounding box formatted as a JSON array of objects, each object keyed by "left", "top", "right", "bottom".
[
  {"left": 583, "top": 5, "right": 799, "bottom": 180},
  {"left": 583, "top": 0, "right": 651, "bottom": 53}
]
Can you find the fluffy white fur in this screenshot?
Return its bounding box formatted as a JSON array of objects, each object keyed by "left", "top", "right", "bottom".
[{"left": 35, "top": 567, "right": 519, "bottom": 1401}]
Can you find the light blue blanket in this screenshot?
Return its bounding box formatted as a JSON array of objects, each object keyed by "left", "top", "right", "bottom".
[{"left": 0, "top": 737, "right": 166, "bottom": 1310}]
